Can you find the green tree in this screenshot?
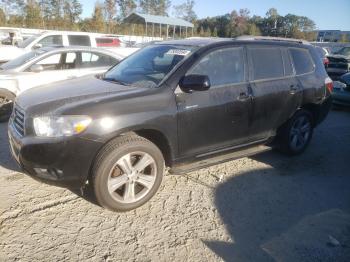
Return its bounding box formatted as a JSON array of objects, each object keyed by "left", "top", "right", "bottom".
[
  {"left": 118, "top": 0, "right": 137, "bottom": 19},
  {"left": 90, "top": 2, "right": 105, "bottom": 32},
  {"left": 173, "top": 0, "right": 197, "bottom": 22},
  {"left": 104, "top": 0, "right": 117, "bottom": 32},
  {"left": 139, "top": 0, "right": 171, "bottom": 16},
  {"left": 230, "top": 9, "right": 250, "bottom": 36},
  {"left": 0, "top": 8, "right": 6, "bottom": 25},
  {"left": 212, "top": 27, "right": 218, "bottom": 37},
  {"left": 247, "top": 23, "right": 261, "bottom": 36},
  {"left": 25, "top": 0, "right": 42, "bottom": 28}
]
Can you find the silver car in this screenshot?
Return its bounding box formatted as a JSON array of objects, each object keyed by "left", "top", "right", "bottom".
[{"left": 0, "top": 46, "right": 126, "bottom": 121}]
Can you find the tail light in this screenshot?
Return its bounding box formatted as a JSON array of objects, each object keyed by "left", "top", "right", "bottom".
[
  {"left": 325, "top": 77, "right": 333, "bottom": 93},
  {"left": 323, "top": 57, "right": 329, "bottom": 66}
]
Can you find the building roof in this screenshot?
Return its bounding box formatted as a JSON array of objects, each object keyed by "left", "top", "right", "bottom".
[{"left": 123, "top": 12, "right": 194, "bottom": 28}]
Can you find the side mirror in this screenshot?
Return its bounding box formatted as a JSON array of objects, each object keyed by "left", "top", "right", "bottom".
[
  {"left": 32, "top": 43, "right": 42, "bottom": 49},
  {"left": 30, "top": 64, "right": 43, "bottom": 73},
  {"left": 179, "top": 74, "right": 211, "bottom": 93}
]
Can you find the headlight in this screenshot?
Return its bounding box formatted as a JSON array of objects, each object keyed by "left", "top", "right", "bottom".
[{"left": 33, "top": 116, "right": 91, "bottom": 137}]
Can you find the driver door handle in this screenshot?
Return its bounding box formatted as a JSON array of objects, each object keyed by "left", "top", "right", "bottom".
[{"left": 290, "top": 84, "right": 298, "bottom": 94}]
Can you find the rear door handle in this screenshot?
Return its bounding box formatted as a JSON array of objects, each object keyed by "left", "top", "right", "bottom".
[{"left": 238, "top": 92, "right": 251, "bottom": 101}]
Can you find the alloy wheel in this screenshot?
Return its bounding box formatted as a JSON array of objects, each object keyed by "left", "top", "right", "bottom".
[
  {"left": 289, "top": 116, "right": 312, "bottom": 151},
  {"left": 107, "top": 151, "right": 157, "bottom": 204}
]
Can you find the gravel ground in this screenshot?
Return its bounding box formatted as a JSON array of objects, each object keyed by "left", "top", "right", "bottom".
[{"left": 0, "top": 109, "right": 349, "bottom": 262}]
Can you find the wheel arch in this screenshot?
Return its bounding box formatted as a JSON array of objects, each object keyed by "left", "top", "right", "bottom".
[
  {"left": 86, "top": 127, "right": 175, "bottom": 184},
  {"left": 300, "top": 103, "right": 321, "bottom": 127}
]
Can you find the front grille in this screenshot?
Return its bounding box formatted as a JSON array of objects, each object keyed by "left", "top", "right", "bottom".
[{"left": 12, "top": 106, "right": 25, "bottom": 137}]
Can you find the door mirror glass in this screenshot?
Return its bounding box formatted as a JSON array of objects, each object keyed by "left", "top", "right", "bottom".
[
  {"left": 30, "top": 64, "right": 44, "bottom": 73},
  {"left": 179, "top": 74, "right": 211, "bottom": 93},
  {"left": 32, "top": 43, "right": 42, "bottom": 49}
]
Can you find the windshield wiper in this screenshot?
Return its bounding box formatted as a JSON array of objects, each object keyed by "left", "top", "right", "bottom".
[{"left": 102, "top": 77, "right": 130, "bottom": 86}]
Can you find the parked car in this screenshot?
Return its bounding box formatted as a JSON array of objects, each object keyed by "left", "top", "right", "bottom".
[
  {"left": 315, "top": 46, "right": 329, "bottom": 67},
  {"left": 332, "top": 72, "right": 350, "bottom": 107},
  {"left": 0, "top": 46, "right": 127, "bottom": 121},
  {"left": 326, "top": 46, "right": 350, "bottom": 80},
  {"left": 0, "top": 31, "right": 123, "bottom": 64},
  {"left": 8, "top": 37, "right": 332, "bottom": 212}
]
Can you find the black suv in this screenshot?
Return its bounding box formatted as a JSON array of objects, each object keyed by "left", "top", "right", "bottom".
[{"left": 8, "top": 37, "right": 332, "bottom": 211}]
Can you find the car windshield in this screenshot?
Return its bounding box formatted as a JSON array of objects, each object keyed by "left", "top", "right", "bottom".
[
  {"left": 103, "top": 44, "right": 197, "bottom": 88},
  {"left": 0, "top": 50, "right": 46, "bottom": 70},
  {"left": 17, "top": 35, "right": 39, "bottom": 48},
  {"left": 335, "top": 47, "right": 350, "bottom": 56}
]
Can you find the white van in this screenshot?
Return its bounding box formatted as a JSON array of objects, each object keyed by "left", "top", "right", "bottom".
[{"left": 0, "top": 31, "right": 123, "bottom": 64}]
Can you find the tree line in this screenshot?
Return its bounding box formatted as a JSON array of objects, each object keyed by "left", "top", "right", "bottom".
[{"left": 0, "top": 0, "right": 318, "bottom": 41}]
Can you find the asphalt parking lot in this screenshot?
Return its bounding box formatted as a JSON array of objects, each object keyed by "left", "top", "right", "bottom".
[{"left": 0, "top": 109, "right": 349, "bottom": 262}]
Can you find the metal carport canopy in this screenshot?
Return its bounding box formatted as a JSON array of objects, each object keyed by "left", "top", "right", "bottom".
[{"left": 123, "top": 13, "right": 194, "bottom": 28}]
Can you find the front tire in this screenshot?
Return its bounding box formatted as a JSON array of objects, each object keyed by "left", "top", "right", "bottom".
[
  {"left": 277, "top": 109, "right": 314, "bottom": 155},
  {"left": 92, "top": 134, "right": 165, "bottom": 212}
]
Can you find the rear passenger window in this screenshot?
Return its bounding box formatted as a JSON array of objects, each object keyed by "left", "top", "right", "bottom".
[
  {"left": 249, "top": 47, "right": 284, "bottom": 80},
  {"left": 68, "top": 35, "right": 91, "bottom": 46},
  {"left": 80, "top": 52, "right": 118, "bottom": 68},
  {"left": 289, "top": 48, "right": 314, "bottom": 75},
  {"left": 188, "top": 47, "right": 245, "bottom": 86}
]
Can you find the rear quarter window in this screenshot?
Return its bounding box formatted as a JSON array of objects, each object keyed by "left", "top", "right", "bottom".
[
  {"left": 249, "top": 47, "right": 284, "bottom": 80},
  {"left": 289, "top": 48, "right": 315, "bottom": 75},
  {"left": 68, "top": 35, "right": 91, "bottom": 46}
]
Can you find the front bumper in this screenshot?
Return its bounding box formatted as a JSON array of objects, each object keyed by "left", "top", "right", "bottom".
[{"left": 8, "top": 124, "right": 104, "bottom": 188}]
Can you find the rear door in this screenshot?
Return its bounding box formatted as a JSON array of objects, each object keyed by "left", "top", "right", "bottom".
[
  {"left": 176, "top": 46, "right": 252, "bottom": 157},
  {"left": 77, "top": 51, "right": 119, "bottom": 76},
  {"left": 247, "top": 45, "right": 301, "bottom": 140}
]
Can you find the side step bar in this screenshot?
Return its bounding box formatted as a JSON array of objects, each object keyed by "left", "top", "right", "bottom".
[{"left": 170, "top": 144, "right": 272, "bottom": 175}]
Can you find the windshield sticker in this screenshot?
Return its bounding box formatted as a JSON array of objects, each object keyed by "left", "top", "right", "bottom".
[{"left": 166, "top": 49, "right": 191, "bottom": 56}]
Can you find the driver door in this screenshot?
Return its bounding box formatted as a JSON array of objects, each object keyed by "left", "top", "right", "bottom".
[{"left": 176, "top": 46, "right": 253, "bottom": 157}]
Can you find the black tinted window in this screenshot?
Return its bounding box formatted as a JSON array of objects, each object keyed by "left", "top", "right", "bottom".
[
  {"left": 68, "top": 35, "right": 91, "bottom": 46},
  {"left": 189, "top": 47, "right": 245, "bottom": 86},
  {"left": 249, "top": 47, "right": 284, "bottom": 80},
  {"left": 289, "top": 48, "right": 314, "bottom": 75}
]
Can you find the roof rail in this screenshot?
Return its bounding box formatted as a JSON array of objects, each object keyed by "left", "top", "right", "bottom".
[{"left": 235, "top": 35, "right": 311, "bottom": 45}]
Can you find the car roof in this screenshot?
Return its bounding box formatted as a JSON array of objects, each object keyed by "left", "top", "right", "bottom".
[
  {"left": 156, "top": 36, "right": 311, "bottom": 48},
  {"left": 38, "top": 46, "right": 123, "bottom": 55},
  {"left": 158, "top": 37, "right": 231, "bottom": 47}
]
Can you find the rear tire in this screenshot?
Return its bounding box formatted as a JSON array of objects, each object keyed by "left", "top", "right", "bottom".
[
  {"left": 0, "top": 90, "right": 15, "bottom": 122},
  {"left": 92, "top": 134, "right": 165, "bottom": 212},
  {"left": 277, "top": 109, "right": 314, "bottom": 156}
]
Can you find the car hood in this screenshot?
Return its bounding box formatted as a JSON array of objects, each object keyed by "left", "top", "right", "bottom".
[{"left": 16, "top": 75, "right": 146, "bottom": 112}]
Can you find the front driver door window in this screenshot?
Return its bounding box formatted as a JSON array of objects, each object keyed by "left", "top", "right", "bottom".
[
  {"left": 177, "top": 46, "right": 252, "bottom": 157},
  {"left": 20, "top": 52, "right": 79, "bottom": 92}
]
